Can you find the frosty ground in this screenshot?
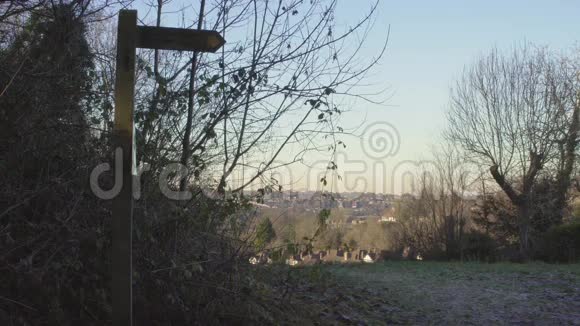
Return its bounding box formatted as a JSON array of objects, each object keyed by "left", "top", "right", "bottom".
[{"left": 283, "top": 261, "right": 580, "bottom": 325}]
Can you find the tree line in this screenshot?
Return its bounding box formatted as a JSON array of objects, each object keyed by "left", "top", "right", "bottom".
[{"left": 392, "top": 45, "right": 579, "bottom": 262}]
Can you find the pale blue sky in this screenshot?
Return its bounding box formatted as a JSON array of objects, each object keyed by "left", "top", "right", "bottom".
[
  {"left": 302, "top": 0, "right": 580, "bottom": 193},
  {"left": 337, "top": 0, "right": 579, "bottom": 153},
  {"left": 132, "top": 0, "right": 580, "bottom": 193}
]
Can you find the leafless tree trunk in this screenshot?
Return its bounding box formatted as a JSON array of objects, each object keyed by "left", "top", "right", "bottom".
[{"left": 446, "top": 45, "right": 578, "bottom": 259}]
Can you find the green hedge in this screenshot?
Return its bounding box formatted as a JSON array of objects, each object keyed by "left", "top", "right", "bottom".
[
  {"left": 541, "top": 223, "right": 580, "bottom": 263},
  {"left": 461, "top": 231, "right": 497, "bottom": 262}
]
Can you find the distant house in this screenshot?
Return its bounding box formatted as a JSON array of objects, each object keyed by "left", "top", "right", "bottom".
[
  {"left": 343, "top": 251, "right": 352, "bottom": 261},
  {"left": 349, "top": 217, "right": 367, "bottom": 225},
  {"left": 285, "top": 255, "right": 302, "bottom": 266},
  {"left": 379, "top": 216, "right": 396, "bottom": 223},
  {"left": 402, "top": 247, "right": 422, "bottom": 260},
  {"left": 363, "top": 252, "right": 378, "bottom": 263},
  {"left": 358, "top": 249, "right": 368, "bottom": 261},
  {"left": 249, "top": 253, "right": 271, "bottom": 265},
  {"left": 302, "top": 252, "right": 321, "bottom": 265}
]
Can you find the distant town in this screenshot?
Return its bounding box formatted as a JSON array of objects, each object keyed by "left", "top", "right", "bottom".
[{"left": 251, "top": 190, "right": 479, "bottom": 225}]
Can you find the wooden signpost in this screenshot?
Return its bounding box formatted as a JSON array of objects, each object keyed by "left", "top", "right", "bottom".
[{"left": 112, "top": 10, "right": 224, "bottom": 326}]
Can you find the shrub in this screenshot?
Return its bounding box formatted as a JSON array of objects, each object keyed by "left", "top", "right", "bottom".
[
  {"left": 421, "top": 247, "right": 449, "bottom": 261},
  {"left": 540, "top": 223, "right": 580, "bottom": 263},
  {"left": 379, "top": 249, "right": 404, "bottom": 261},
  {"left": 460, "top": 231, "right": 497, "bottom": 262}
]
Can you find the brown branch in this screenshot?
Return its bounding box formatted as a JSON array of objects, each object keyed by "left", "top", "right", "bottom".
[{"left": 489, "top": 164, "right": 521, "bottom": 204}]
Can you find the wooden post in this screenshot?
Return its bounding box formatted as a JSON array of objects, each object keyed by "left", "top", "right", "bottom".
[
  {"left": 110, "top": 8, "right": 224, "bottom": 325},
  {"left": 112, "top": 10, "right": 137, "bottom": 326}
]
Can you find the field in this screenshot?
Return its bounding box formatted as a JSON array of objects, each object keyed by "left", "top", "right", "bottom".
[{"left": 288, "top": 262, "right": 580, "bottom": 325}]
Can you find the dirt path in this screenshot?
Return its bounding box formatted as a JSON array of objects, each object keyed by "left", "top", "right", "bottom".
[{"left": 313, "top": 262, "right": 580, "bottom": 325}]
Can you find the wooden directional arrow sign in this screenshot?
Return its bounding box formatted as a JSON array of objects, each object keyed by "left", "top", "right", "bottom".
[
  {"left": 137, "top": 26, "right": 225, "bottom": 52},
  {"left": 112, "top": 9, "right": 225, "bottom": 326}
]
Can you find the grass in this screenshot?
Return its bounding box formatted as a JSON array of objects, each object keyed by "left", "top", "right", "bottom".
[
  {"left": 312, "top": 261, "right": 580, "bottom": 325},
  {"left": 288, "top": 261, "right": 580, "bottom": 325}
]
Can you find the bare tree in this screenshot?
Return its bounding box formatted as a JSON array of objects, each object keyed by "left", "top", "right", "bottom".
[
  {"left": 118, "top": 0, "right": 388, "bottom": 204},
  {"left": 432, "top": 141, "right": 474, "bottom": 258},
  {"left": 446, "top": 45, "right": 579, "bottom": 259},
  {"left": 393, "top": 141, "right": 474, "bottom": 259}
]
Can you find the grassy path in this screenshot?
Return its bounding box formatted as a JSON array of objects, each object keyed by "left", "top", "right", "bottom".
[{"left": 302, "top": 262, "right": 580, "bottom": 325}]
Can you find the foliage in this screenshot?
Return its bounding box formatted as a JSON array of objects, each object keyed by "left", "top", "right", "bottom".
[
  {"left": 0, "top": 0, "right": 385, "bottom": 323},
  {"left": 254, "top": 218, "right": 276, "bottom": 250},
  {"left": 572, "top": 200, "right": 580, "bottom": 219},
  {"left": 471, "top": 193, "right": 520, "bottom": 249},
  {"left": 460, "top": 231, "right": 497, "bottom": 262},
  {"left": 317, "top": 227, "right": 345, "bottom": 250},
  {"left": 446, "top": 45, "right": 580, "bottom": 258},
  {"left": 539, "top": 223, "right": 580, "bottom": 262},
  {"left": 0, "top": 4, "right": 108, "bottom": 324}
]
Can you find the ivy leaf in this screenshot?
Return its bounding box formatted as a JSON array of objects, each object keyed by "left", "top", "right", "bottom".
[
  {"left": 144, "top": 65, "right": 153, "bottom": 78},
  {"left": 206, "top": 128, "right": 217, "bottom": 139},
  {"left": 318, "top": 113, "right": 324, "bottom": 120}
]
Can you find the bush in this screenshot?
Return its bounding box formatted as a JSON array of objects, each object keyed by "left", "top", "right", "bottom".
[
  {"left": 460, "top": 231, "right": 497, "bottom": 262},
  {"left": 421, "top": 247, "right": 449, "bottom": 261},
  {"left": 540, "top": 223, "right": 580, "bottom": 263},
  {"left": 379, "top": 249, "right": 404, "bottom": 261}
]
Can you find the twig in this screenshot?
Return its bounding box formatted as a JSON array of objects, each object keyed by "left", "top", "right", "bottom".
[{"left": 0, "top": 295, "right": 38, "bottom": 312}]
